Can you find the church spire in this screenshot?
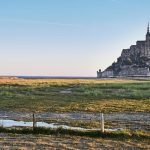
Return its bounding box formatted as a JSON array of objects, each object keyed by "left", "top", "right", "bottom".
[
  {"left": 146, "top": 22, "right": 150, "bottom": 41},
  {"left": 147, "top": 22, "right": 149, "bottom": 33}
]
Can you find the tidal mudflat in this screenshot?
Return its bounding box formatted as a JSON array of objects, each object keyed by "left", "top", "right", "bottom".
[{"left": 0, "top": 78, "right": 149, "bottom": 149}]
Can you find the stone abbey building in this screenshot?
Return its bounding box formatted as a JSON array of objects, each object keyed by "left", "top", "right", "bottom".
[{"left": 97, "top": 24, "right": 150, "bottom": 78}]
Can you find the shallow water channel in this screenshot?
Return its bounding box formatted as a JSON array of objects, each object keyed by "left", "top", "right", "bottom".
[
  {"left": 0, "top": 119, "right": 121, "bottom": 131},
  {"left": 0, "top": 119, "right": 98, "bottom": 131}
]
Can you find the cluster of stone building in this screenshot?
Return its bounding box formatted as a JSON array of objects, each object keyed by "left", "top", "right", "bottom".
[{"left": 97, "top": 24, "right": 150, "bottom": 78}]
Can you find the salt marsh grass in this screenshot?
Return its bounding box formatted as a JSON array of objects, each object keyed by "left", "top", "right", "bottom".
[{"left": 0, "top": 78, "right": 149, "bottom": 112}]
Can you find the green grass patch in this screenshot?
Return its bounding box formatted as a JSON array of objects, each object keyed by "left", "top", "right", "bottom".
[{"left": 0, "top": 79, "right": 150, "bottom": 112}]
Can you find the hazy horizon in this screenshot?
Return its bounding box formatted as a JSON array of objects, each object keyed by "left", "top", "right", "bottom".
[{"left": 0, "top": 0, "right": 150, "bottom": 76}]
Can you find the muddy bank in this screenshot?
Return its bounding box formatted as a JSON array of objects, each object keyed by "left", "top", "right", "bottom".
[
  {"left": 1, "top": 133, "right": 149, "bottom": 149},
  {"left": 0, "top": 111, "right": 149, "bottom": 121},
  {"left": 0, "top": 111, "right": 149, "bottom": 131}
]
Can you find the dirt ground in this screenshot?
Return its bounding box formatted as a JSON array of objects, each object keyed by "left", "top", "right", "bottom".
[
  {"left": 0, "top": 111, "right": 149, "bottom": 122},
  {"left": 0, "top": 133, "right": 149, "bottom": 150}
]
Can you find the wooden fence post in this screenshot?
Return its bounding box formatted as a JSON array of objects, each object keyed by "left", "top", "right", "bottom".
[
  {"left": 101, "top": 113, "right": 104, "bottom": 132},
  {"left": 33, "top": 113, "right": 36, "bottom": 130}
]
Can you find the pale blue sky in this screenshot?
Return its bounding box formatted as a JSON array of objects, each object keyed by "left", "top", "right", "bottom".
[{"left": 0, "top": 0, "right": 150, "bottom": 76}]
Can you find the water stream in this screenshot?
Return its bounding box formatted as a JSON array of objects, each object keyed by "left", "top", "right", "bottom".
[
  {"left": 0, "top": 119, "right": 95, "bottom": 131},
  {"left": 0, "top": 119, "right": 121, "bottom": 131}
]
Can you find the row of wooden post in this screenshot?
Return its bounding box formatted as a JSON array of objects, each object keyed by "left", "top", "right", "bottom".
[{"left": 32, "top": 113, "right": 105, "bottom": 132}]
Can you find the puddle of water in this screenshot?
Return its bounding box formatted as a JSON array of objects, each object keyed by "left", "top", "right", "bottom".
[
  {"left": 60, "top": 91, "right": 72, "bottom": 94},
  {"left": 0, "top": 119, "right": 122, "bottom": 132},
  {"left": 60, "top": 88, "right": 72, "bottom": 94},
  {"left": 0, "top": 119, "right": 90, "bottom": 130}
]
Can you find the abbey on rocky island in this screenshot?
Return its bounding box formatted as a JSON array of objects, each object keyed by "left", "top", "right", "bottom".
[{"left": 97, "top": 23, "right": 150, "bottom": 78}]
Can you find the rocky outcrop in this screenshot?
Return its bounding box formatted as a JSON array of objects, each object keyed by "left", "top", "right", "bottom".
[{"left": 97, "top": 24, "right": 150, "bottom": 78}]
